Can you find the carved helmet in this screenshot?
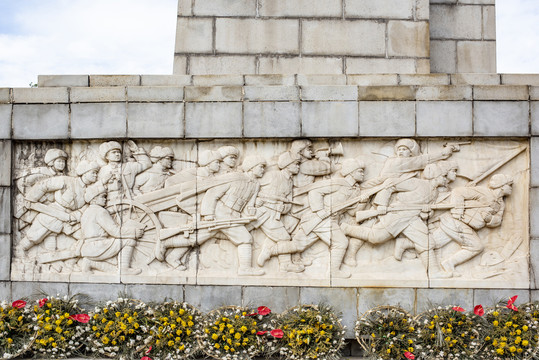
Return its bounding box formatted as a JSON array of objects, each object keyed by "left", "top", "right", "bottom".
[
  {"left": 278, "top": 151, "right": 299, "bottom": 169},
  {"left": 99, "top": 141, "right": 122, "bottom": 160},
  {"left": 340, "top": 158, "right": 365, "bottom": 176},
  {"left": 218, "top": 145, "right": 240, "bottom": 159},
  {"left": 290, "top": 139, "right": 312, "bottom": 155},
  {"left": 489, "top": 174, "right": 513, "bottom": 189},
  {"left": 44, "top": 149, "right": 68, "bottom": 166},
  {"left": 198, "top": 150, "right": 222, "bottom": 166},
  {"left": 242, "top": 156, "right": 267, "bottom": 172},
  {"left": 437, "top": 160, "right": 458, "bottom": 175},
  {"left": 422, "top": 163, "right": 444, "bottom": 180},
  {"left": 75, "top": 160, "right": 100, "bottom": 176},
  {"left": 394, "top": 139, "right": 420, "bottom": 156},
  {"left": 149, "top": 146, "right": 174, "bottom": 162}
]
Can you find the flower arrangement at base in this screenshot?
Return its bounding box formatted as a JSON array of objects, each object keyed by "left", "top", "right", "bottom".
[
  {"left": 355, "top": 305, "right": 417, "bottom": 360},
  {"left": 88, "top": 298, "right": 151, "bottom": 359},
  {"left": 248, "top": 306, "right": 283, "bottom": 357},
  {"left": 31, "top": 295, "right": 90, "bottom": 359},
  {"left": 0, "top": 299, "right": 34, "bottom": 359},
  {"left": 199, "top": 306, "right": 262, "bottom": 360},
  {"left": 143, "top": 302, "right": 202, "bottom": 360},
  {"left": 278, "top": 304, "right": 345, "bottom": 360},
  {"left": 479, "top": 296, "right": 539, "bottom": 360},
  {"left": 415, "top": 305, "right": 484, "bottom": 359}
]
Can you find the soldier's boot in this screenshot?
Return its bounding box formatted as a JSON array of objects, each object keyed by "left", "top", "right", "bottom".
[
  {"left": 257, "top": 240, "right": 277, "bottom": 266},
  {"left": 157, "top": 237, "right": 193, "bottom": 262},
  {"left": 18, "top": 238, "right": 34, "bottom": 255},
  {"left": 81, "top": 258, "right": 116, "bottom": 273},
  {"left": 120, "top": 245, "right": 142, "bottom": 275},
  {"left": 330, "top": 247, "right": 351, "bottom": 279},
  {"left": 441, "top": 250, "right": 476, "bottom": 275},
  {"left": 394, "top": 237, "right": 414, "bottom": 261},
  {"left": 165, "top": 248, "right": 189, "bottom": 271},
  {"left": 428, "top": 249, "right": 453, "bottom": 279},
  {"left": 237, "top": 244, "right": 264, "bottom": 276},
  {"left": 340, "top": 223, "right": 370, "bottom": 241},
  {"left": 343, "top": 238, "right": 364, "bottom": 266},
  {"left": 278, "top": 254, "right": 305, "bottom": 273}
]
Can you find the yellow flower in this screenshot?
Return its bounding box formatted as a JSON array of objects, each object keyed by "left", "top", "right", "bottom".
[
  {"left": 522, "top": 340, "right": 529, "bottom": 346},
  {"left": 214, "top": 343, "right": 220, "bottom": 349},
  {"left": 510, "top": 346, "right": 517, "bottom": 353},
  {"left": 212, "top": 333, "right": 219, "bottom": 340},
  {"left": 493, "top": 320, "right": 499, "bottom": 326}
]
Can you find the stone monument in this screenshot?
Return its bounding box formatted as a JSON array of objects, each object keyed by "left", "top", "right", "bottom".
[{"left": 0, "top": 0, "right": 538, "bottom": 343}]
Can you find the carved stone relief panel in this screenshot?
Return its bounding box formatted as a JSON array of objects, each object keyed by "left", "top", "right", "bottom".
[{"left": 10, "top": 139, "right": 529, "bottom": 288}]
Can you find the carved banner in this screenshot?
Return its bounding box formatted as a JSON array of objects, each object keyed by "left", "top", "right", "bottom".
[{"left": 10, "top": 139, "right": 529, "bottom": 288}]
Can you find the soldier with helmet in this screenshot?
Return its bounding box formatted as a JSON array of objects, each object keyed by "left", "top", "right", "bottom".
[
  {"left": 133, "top": 146, "right": 175, "bottom": 195},
  {"left": 16, "top": 148, "right": 68, "bottom": 194},
  {"left": 218, "top": 145, "right": 240, "bottom": 174}
]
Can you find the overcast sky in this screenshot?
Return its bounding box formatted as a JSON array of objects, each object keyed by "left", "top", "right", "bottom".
[{"left": 0, "top": 0, "right": 538, "bottom": 87}]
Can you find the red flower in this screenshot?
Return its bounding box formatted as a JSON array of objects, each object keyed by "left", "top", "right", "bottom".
[
  {"left": 141, "top": 357, "right": 152, "bottom": 360},
  {"left": 12, "top": 300, "right": 26, "bottom": 309},
  {"left": 404, "top": 351, "right": 415, "bottom": 359},
  {"left": 507, "top": 295, "right": 518, "bottom": 311},
  {"left": 270, "top": 329, "right": 284, "bottom": 338},
  {"left": 452, "top": 306, "right": 465, "bottom": 312},
  {"left": 38, "top": 298, "right": 48, "bottom": 308},
  {"left": 256, "top": 331, "right": 268, "bottom": 336},
  {"left": 257, "top": 306, "right": 271, "bottom": 316},
  {"left": 474, "top": 305, "right": 485, "bottom": 316},
  {"left": 70, "top": 314, "right": 90, "bottom": 323},
  {"left": 146, "top": 346, "right": 152, "bottom": 354}
]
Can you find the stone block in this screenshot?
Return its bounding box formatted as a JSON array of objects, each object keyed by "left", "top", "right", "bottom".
[
  {"left": 141, "top": 75, "right": 191, "bottom": 86},
  {"left": 185, "top": 86, "right": 243, "bottom": 102},
  {"left": 430, "top": 40, "right": 457, "bottom": 73},
  {"left": 259, "top": 57, "right": 343, "bottom": 75},
  {"left": 346, "top": 74, "right": 399, "bottom": 86},
  {"left": 13, "top": 87, "right": 68, "bottom": 104},
  {"left": 0, "top": 88, "right": 11, "bottom": 103},
  {"left": 301, "top": 86, "right": 358, "bottom": 101},
  {"left": 0, "top": 104, "right": 11, "bottom": 139},
  {"left": 192, "top": 75, "right": 244, "bottom": 87},
  {"left": 417, "top": 59, "right": 432, "bottom": 74},
  {"left": 193, "top": 0, "right": 256, "bottom": 16},
  {"left": 457, "top": 41, "right": 497, "bottom": 73},
  {"left": 502, "top": 74, "right": 539, "bottom": 86},
  {"left": 417, "top": 101, "right": 472, "bottom": 136},
  {"left": 173, "top": 56, "right": 188, "bottom": 75},
  {"left": 175, "top": 18, "right": 213, "bottom": 53},
  {"left": 416, "top": 0, "right": 429, "bottom": 20},
  {"left": 532, "top": 188, "right": 539, "bottom": 238},
  {"left": 0, "top": 141, "right": 11, "bottom": 186},
  {"left": 127, "top": 87, "right": 183, "bottom": 102},
  {"left": 473, "top": 289, "right": 530, "bottom": 308},
  {"left": 185, "top": 285, "right": 242, "bottom": 312},
  {"left": 185, "top": 102, "right": 242, "bottom": 138},
  {"left": 357, "top": 288, "right": 416, "bottom": 316},
  {"left": 346, "top": 58, "right": 419, "bottom": 74},
  {"left": 473, "top": 85, "right": 529, "bottom": 100},
  {"left": 244, "top": 75, "right": 296, "bottom": 86},
  {"left": 90, "top": 75, "right": 140, "bottom": 87},
  {"left": 244, "top": 102, "right": 300, "bottom": 137},
  {"left": 0, "top": 188, "right": 9, "bottom": 234},
  {"left": 127, "top": 103, "right": 183, "bottom": 138},
  {"left": 0, "top": 282, "right": 10, "bottom": 301},
  {"left": 302, "top": 102, "right": 359, "bottom": 137},
  {"left": 300, "top": 287, "right": 358, "bottom": 338},
  {"left": 244, "top": 86, "right": 299, "bottom": 101},
  {"left": 473, "top": 102, "right": 529, "bottom": 136},
  {"left": 345, "top": 0, "right": 414, "bottom": 19},
  {"left": 0, "top": 235, "right": 10, "bottom": 280},
  {"left": 13, "top": 104, "right": 69, "bottom": 139},
  {"left": 302, "top": 20, "right": 385, "bottom": 56},
  {"left": 533, "top": 102, "right": 539, "bottom": 136},
  {"left": 460, "top": 0, "right": 495, "bottom": 3},
  {"left": 451, "top": 73, "right": 500, "bottom": 85},
  {"left": 296, "top": 75, "right": 347, "bottom": 86},
  {"left": 483, "top": 5, "right": 496, "bottom": 40},
  {"left": 358, "top": 86, "right": 416, "bottom": 101},
  {"left": 399, "top": 74, "right": 451, "bottom": 86},
  {"left": 243, "top": 287, "right": 300, "bottom": 313},
  {"left": 216, "top": 19, "right": 299, "bottom": 54},
  {"left": 416, "top": 86, "right": 472, "bottom": 100},
  {"left": 430, "top": 5, "right": 482, "bottom": 40},
  {"left": 531, "top": 239, "right": 539, "bottom": 289},
  {"left": 259, "top": 0, "right": 342, "bottom": 17},
  {"left": 69, "top": 283, "right": 125, "bottom": 304},
  {"left": 531, "top": 87, "right": 539, "bottom": 100},
  {"left": 416, "top": 288, "right": 474, "bottom": 312},
  {"left": 177, "top": 0, "right": 191, "bottom": 15},
  {"left": 531, "top": 137, "right": 539, "bottom": 187},
  {"left": 359, "top": 101, "right": 415, "bottom": 136},
  {"left": 123, "top": 284, "right": 184, "bottom": 303},
  {"left": 12, "top": 281, "right": 69, "bottom": 301},
  {"left": 70, "top": 87, "right": 126, "bottom": 102},
  {"left": 37, "top": 75, "right": 89, "bottom": 87},
  {"left": 71, "top": 103, "right": 127, "bottom": 139},
  {"left": 387, "top": 21, "right": 429, "bottom": 57},
  {"left": 189, "top": 56, "right": 256, "bottom": 75}
]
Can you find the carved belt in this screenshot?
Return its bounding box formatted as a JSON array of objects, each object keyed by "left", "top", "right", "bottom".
[{"left": 221, "top": 194, "right": 248, "bottom": 212}]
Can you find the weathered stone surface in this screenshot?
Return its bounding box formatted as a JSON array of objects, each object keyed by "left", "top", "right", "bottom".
[
  {"left": 243, "top": 287, "right": 300, "bottom": 313},
  {"left": 71, "top": 103, "right": 127, "bottom": 139},
  {"left": 358, "top": 86, "right": 416, "bottom": 101},
  {"left": 244, "top": 75, "right": 296, "bottom": 86},
  {"left": 302, "top": 102, "right": 358, "bottom": 137},
  {"left": 127, "top": 86, "right": 183, "bottom": 102},
  {"left": 345, "top": 0, "right": 414, "bottom": 19},
  {"left": 189, "top": 56, "right": 256, "bottom": 75},
  {"left": 185, "top": 286, "right": 242, "bottom": 312},
  {"left": 193, "top": 0, "right": 256, "bottom": 16},
  {"left": 185, "top": 86, "right": 243, "bottom": 102},
  {"left": 193, "top": 75, "right": 244, "bottom": 87},
  {"left": 346, "top": 74, "right": 399, "bottom": 86},
  {"left": 416, "top": 86, "right": 472, "bottom": 100},
  {"left": 0, "top": 88, "right": 11, "bottom": 103},
  {"left": 244, "top": 102, "right": 300, "bottom": 137},
  {"left": 141, "top": 75, "right": 191, "bottom": 87},
  {"left": 177, "top": 0, "right": 192, "bottom": 15},
  {"left": 173, "top": 56, "right": 188, "bottom": 75},
  {"left": 473, "top": 102, "right": 529, "bottom": 136},
  {"left": 387, "top": 21, "right": 429, "bottom": 57},
  {"left": 346, "top": 58, "right": 419, "bottom": 74},
  {"left": 416, "top": 0, "right": 429, "bottom": 19},
  {"left": 473, "top": 85, "right": 528, "bottom": 101},
  {"left": 451, "top": 73, "right": 500, "bottom": 85},
  {"left": 532, "top": 87, "right": 539, "bottom": 101},
  {"left": 530, "top": 239, "right": 539, "bottom": 289},
  {"left": 357, "top": 288, "right": 416, "bottom": 315},
  {"left": 128, "top": 103, "right": 183, "bottom": 138},
  {"left": 0, "top": 141, "right": 11, "bottom": 186},
  {"left": 216, "top": 19, "right": 299, "bottom": 54},
  {"left": 185, "top": 102, "right": 242, "bottom": 137},
  {"left": 359, "top": 101, "right": 415, "bottom": 136},
  {"left": 532, "top": 102, "right": 539, "bottom": 136},
  {"left": 457, "top": 41, "right": 497, "bottom": 73},
  {"left": 13, "top": 88, "right": 69, "bottom": 103},
  {"left": 13, "top": 104, "right": 69, "bottom": 139},
  {"left": 430, "top": 40, "right": 457, "bottom": 73},
  {"left": 417, "top": 101, "right": 472, "bottom": 136},
  {"left": 244, "top": 86, "right": 299, "bottom": 101},
  {"left": 302, "top": 20, "right": 385, "bottom": 56},
  {"left": 259, "top": 57, "right": 343, "bottom": 75},
  {"left": 297, "top": 75, "right": 347, "bottom": 86},
  {"left": 430, "top": 5, "right": 482, "bottom": 40},
  {"left": 71, "top": 87, "right": 126, "bottom": 102},
  {"left": 12, "top": 281, "right": 69, "bottom": 301},
  {"left": 474, "top": 289, "right": 530, "bottom": 307},
  {"left": 531, "top": 137, "right": 539, "bottom": 187},
  {"left": 532, "top": 188, "right": 539, "bottom": 238},
  {"left": 0, "top": 282, "right": 9, "bottom": 301},
  {"left": 259, "top": 0, "right": 342, "bottom": 17},
  {"left": 483, "top": 5, "right": 496, "bottom": 40},
  {"left": 123, "top": 284, "right": 184, "bottom": 303},
  {"left": 90, "top": 75, "right": 140, "bottom": 87},
  {"left": 38, "top": 75, "right": 89, "bottom": 87},
  {"left": 301, "top": 86, "right": 358, "bottom": 101},
  {"left": 502, "top": 74, "right": 539, "bottom": 86},
  {"left": 399, "top": 74, "right": 451, "bottom": 86},
  {"left": 175, "top": 18, "right": 213, "bottom": 53},
  {"left": 416, "top": 289, "right": 474, "bottom": 311},
  {"left": 69, "top": 283, "right": 125, "bottom": 303},
  {"left": 0, "top": 104, "right": 11, "bottom": 139},
  {"left": 0, "top": 235, "right": 10, "bottom": 281}
]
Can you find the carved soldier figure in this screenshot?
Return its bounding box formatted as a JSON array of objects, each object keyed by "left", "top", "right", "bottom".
[
  {"left": 16, "top": 148, "right": 68, "bottom": 194},
  {"left": 17, "top": 160, "right": 100, "bottom": 254},
  {"left": 98, "top": 141, "right": 151, "bottom": 202},
  {"left": 431, "top": 174, "right": 513, "bottom": 276},
  {"left": 165, "top": 149, "right": 221, "bottom": 187},
  {"left": 79, "top": 185, "right": 145, "bottom": 275},
  {"left": 218, "top": 145, "right": 240, "bottom": 174},
  {"left": 133, "top": 146, "right": 175, "bottom": 195},
  {"left": 290, "top": 139, "right": 332, "bottom": 188}
]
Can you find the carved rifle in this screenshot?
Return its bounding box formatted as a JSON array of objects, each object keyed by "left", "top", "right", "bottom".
[
  {"left": 354, "top": 203, "right": 490, "bottom": 222},
  {"left": 158, "top": 216, "right": 258, "bottom": 240},
  {"left": 15, "top": 200, "right": 72, "bottom": 222}
]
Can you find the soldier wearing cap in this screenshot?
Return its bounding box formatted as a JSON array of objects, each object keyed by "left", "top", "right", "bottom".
[
  {"left": 16, "top": 148, "right": 68, "bottom": 194},
  {"left": 218, "top": 145, "right": 240, "bottom": 174},
  {"left": 133, "top": 146, "right": 175, "bottom": 195},
  {"left": 17, "top": 160, "right": 100, "bottom": 255},
  {"left": 78, "top": 184, "right": 144, "bottom": 275},
  {"left": 165, "top": 149, "right": 221, "bottom": 187}
]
